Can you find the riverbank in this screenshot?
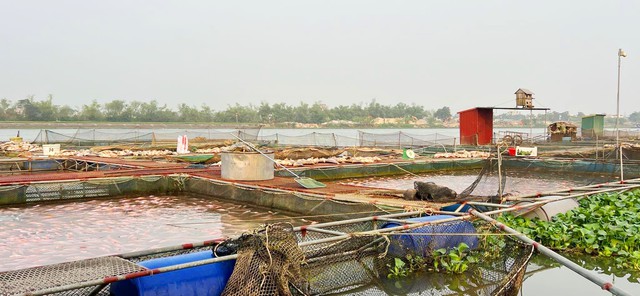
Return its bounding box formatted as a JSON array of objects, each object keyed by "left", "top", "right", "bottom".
[
  {"left": 0, "top": 121, "right": 243, "bottom": 129},
  {"left": 0, "top": 121, "right": 576, "bottom": 130}
]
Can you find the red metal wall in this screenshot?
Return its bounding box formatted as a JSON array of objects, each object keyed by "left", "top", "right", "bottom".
[{"left": 458, "top": 108, "right": 493, "bottom": 145}]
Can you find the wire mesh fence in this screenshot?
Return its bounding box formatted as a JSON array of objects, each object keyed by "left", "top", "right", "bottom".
[{"left": 29, "top": 129, "right": 464, "bottom": 148}]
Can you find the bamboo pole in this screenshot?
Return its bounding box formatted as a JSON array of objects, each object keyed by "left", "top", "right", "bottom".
[{"left": 506, "top": 177, "right": 640, "bottom": 199}]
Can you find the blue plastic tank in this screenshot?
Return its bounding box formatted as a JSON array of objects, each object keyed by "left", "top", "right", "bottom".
[
  {"left": 382, "top": 215, "right": 478, "bottom": 257},
  {"left": 110, "top": 251, "right": 235, "bottom": 296}
]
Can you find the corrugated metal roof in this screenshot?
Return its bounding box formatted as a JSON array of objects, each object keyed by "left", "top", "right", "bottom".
[
  {"left": 515, "top": 88, "right": 534, "bottom": 95},
  {"left": 457, "top": 107, "right": 494, "bottom": 114}
]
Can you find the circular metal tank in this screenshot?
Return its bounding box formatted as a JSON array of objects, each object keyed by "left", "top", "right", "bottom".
[{"left": 221, "top": 151, "right": 274, "bottom": 181}]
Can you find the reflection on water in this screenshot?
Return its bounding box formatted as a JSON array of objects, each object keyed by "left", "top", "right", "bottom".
[
  {"left": 3, "top": 193, "right": 638, "bottom": 295},
  {"left": 522, "top": 254, "right": 640, "bottom": 295},
  {"left": 0, "top": 195, "right": 306, "bottom": 272},
  {"left": 342, "top": 171, "right": 640, "bottom": 294},
  {"left": 342, "top": 169, "right": 613, "bottom": 196}
]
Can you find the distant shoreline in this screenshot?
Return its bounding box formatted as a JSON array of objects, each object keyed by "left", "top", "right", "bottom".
[
  {"left": 0, "top": 122, "right": 246, "bottom": 130},
  {"left": 0, "top": 121, "right": 555, "bottom": 130},
  {"left": 1, "top": 121, "right": 635, "bottom": 130}
]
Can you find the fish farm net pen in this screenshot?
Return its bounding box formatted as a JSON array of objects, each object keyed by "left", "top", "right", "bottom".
[{"left": 2, "top": 210, "right": 533, "bottom": 296}]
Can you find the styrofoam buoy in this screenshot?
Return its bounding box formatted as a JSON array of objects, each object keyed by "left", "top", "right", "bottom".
[
  {"left": 177, "top": 135, "right": 189, "bottom": 154},
  {"left": 403, "top": 149, "right": 415, "bottom": 159}
]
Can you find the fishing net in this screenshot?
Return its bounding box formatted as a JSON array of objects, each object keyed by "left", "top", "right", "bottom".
[
  {"left": 32, "top": 129, "right": 154, "bottom": 146},
  {"left": 30, "top": 128, "right": 262, "bottom": 147},
  {"left": 358, "top": 131, "right": 456, "bottom": 148},
  {"left": 458, "top": 158, "right": 507, "bottom": 202},
  {"left": 221, "top": 224, "right": 308, "bottom": 296},
  {"left": 219, "top": 217, "right": 533, "bottom": 296}
]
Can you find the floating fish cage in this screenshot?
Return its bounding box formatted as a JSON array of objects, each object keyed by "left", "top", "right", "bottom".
[
  {"left": 1, "top": 155, "right": 640, "bottom": 295},
  {"left": 0, "top": 211, "right": 534, "bottom": 296}
]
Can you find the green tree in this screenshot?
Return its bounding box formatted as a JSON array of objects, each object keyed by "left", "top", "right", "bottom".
[
  {"left": 79, "top": 100, "right": 104, "bottom": 121},
  {"left": 57, "top": 105, "right": 76, "bottom": 121},
  {"left": 104, "top": 100, "right": 128, "bottom": 121},
  {"left": 32, "top": 95, "right": 58, "bottom": 121},
  {"left": 272, "top": 103, "right": 293, "bottom": 123},
  {"left": 198, "top": 104, "right": 214, "bottom": 122},
  {"left": 214, "top": 103, "right": 259, "bottom": 123},
  {"left": 629, "top": 112, "right": 640, "bottom": 123},
  {"left": 309, "top": 102, "right": 329, "bottom": 123},
  {"left": 16, "top": 96, "right": 40, "bottom": 120},
  {"left": 0, "top": 99, "right": 12, "bottom": 120},
  {"left": 434, "top": 106, "right": 452, "bottom": 121},
  {"left": 124, "top": 101, "right": 142, "bottom": 121},
  {"left": 366, "top": 99, "right": 387, "bottom": 118},
  {"left": 138, "top": 100, "right": 172, "bottom": 121},
  {"left": 293, "top": 102, "right": 311, "bottom": 123}
]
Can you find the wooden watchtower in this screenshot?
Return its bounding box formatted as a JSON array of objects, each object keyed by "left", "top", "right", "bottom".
[{"left": 515, "top": 88, "right": 534, "bottom": 108}]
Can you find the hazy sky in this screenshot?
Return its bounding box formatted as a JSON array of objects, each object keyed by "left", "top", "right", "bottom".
[{"left": 1, "top": 1, "right": 638, "bottom": 115}]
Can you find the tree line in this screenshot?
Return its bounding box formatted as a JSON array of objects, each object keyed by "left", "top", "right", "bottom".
[
  {"left": 496, "top": 111, "right": 640, "bottom": 127},
  {"left": 1, "top": 96, "right": 638, "bottom": 126},
  {"left": 0, "top": 96, "right": 454, "bottom": 125}
]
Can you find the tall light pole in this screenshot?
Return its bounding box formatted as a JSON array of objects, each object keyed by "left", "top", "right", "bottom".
[{"left": 616, "top": 48, "right": 627, "bottom": 181}]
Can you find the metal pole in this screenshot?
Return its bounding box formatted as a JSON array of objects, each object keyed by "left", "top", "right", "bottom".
[
  {"left": 529, "top": 109, "right": 533, "bottom": 143},
  {"left": 470, "top": 209, "right": 633, "bottom": 296},
  {"left": 616, "top": 48, "right": 624, "bottom": 181},
  {"left": 497, "top": 146, "right": 503, "bottom": 199},
  {"left": 544, "top": 110, "right": 547, "bottom": 141}
]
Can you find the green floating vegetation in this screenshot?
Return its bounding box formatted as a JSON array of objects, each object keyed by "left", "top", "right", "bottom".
[
  {"left": 432, "top": 243, "right": 478, "bottom": 274},
  {"left": 386, "top": 242, "right": 477, "bottom": 279},
  {"left": 498, "top": 189, "right": 640, "bottom": 271}
]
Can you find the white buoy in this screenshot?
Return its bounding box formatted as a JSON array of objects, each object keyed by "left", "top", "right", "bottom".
[{"left": 176, "top": 135, "right": 189, "bottom": 154}]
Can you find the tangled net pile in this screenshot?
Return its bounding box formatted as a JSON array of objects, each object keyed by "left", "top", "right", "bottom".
[
  {"left": 218, "top": 219, "right": 533, "bottom": 296},
  {"left": 221, "top": 224, "right": 307, "bottom": 296}
]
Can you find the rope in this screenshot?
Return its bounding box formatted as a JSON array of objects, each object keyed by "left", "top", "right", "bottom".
[
  {"left": 390, "top": 163, "right": 420, "bottom": 177},
  {"left": 381, "top": 232, "right": 514, "bottom": 237},
  {"left": 166, "top": 209, "right": 407, "bottom": 225}
]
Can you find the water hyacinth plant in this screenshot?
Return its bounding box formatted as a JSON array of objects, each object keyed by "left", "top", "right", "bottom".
[
  {"left": 432, "top": 242, "right": 478, "bottom": 274},
  {"left": 386, "top": 242, "right": 478, "bottom": 279},
  {"left": 498, "top": 190, "right": 640, "bottom": 271}
]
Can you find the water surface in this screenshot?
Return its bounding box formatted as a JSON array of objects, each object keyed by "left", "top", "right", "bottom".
[
  {"left": 0, "top": 195, "right": 305, "bottom": 272},
  {"left": 342, "top": 169, "right": 613, "bottom": 196}
]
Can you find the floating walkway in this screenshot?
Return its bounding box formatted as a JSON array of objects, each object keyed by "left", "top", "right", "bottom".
[{"left": 0, "top": 157, "right": 639, "bottom": 211}]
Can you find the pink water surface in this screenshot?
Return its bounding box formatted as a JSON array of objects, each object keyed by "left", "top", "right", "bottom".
[{"left": 0, "top": 195, "right": 304, "bottom": 272}]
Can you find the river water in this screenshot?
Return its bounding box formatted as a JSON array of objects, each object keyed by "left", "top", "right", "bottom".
[
  {"left": 342, "top": 169, "right": 613, "bottom": 196},
  {"left": 1, "top": 194, "right": 639, "bottom": 294},
  {"left": 0, "top": 195, "right": 307, "bottom": 272}
]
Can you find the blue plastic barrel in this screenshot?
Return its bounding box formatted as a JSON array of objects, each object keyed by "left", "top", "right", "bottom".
[
  {"left": 439, "top": 203, "right": 472, "bottom": 213},
  {"left": 110, "top": 251, "right": 235, "bottom": 296},
  {"left": 382, "top": 215, "right": 478, "bottom": 257},
  {"left": 440, "top": 203, "right": 491, "bottom": 213}
]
